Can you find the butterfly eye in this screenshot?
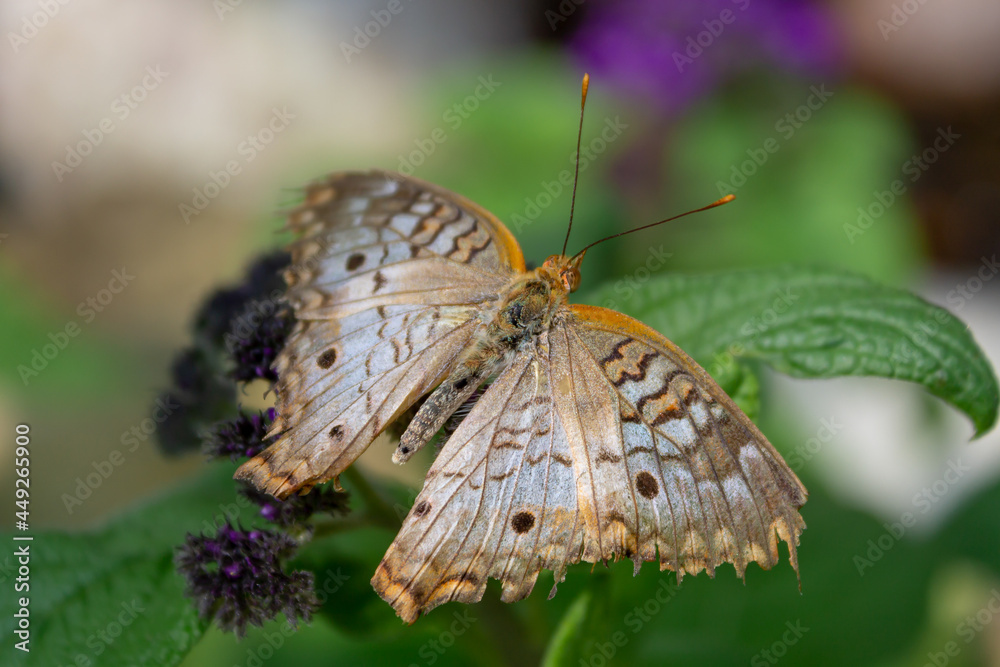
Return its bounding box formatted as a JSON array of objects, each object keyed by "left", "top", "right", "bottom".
[{"left": 562, "top": 270, "right": 581, "bottom": 293}]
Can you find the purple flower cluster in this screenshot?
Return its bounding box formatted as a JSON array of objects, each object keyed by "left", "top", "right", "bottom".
[
  {"left": 572, "top": 0, "right": 841, "bottom": 111},
  {"left": 195, "top": 251, "right": 291, "bottom": 347},
  {"left": 203, "top": 408, "right": 276, "bottom": 461},
  {"left": 226, "top": 300, "right": 294, "bottom": 384},
  {"left": 175, "top": 524, "right": 318, "bottom": 638},
  {"left": 170, "top": 249, "right": 351, "bottom": 638},
  {"left": 155, "top": 251, "right": 290, "bottom": 456},
  {"left": 240, "top": 485, "right": 351, "bottom": 529}
]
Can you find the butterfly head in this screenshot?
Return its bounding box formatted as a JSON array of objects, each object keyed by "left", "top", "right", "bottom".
[{"left": 541, "top": 251, "right": 586, "bottom": 293}]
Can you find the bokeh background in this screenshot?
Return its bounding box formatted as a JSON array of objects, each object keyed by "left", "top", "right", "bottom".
[{"left": 2, "top": 0, "right": 999, "bottom": 665}]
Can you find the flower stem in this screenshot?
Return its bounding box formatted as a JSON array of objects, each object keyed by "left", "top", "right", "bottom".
[{"left": 341, "top": 466, "right": 400, "bottom": 530}]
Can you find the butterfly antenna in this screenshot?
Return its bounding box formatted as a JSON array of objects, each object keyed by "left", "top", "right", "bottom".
[
  {"left": 562, "top": 73, "right": 590, "bottom": 257},
  {"left": 574, "top": 194, "right": 736, "bottom": 257}
]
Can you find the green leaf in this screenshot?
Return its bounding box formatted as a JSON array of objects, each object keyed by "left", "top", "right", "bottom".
[
  {"left": 0, "top": 465, "right": 251, "bottom": 667},
  {"left": 582, "top": 265, "right": 999, "bottom": 436},
  {"left": 536, "top": 569, "right": 614, "bottom": 667},
  {"left": 698, "top": 349, "right": 761, "bottom": 422},
  {"left": 935, "top": 476, "right": 1000, "bottom": 575},
  {"left": 294, "top": 528, "right": 401, "bottom": 638},
  {"left": 541, "top": 589, "right": 593, "bottom": 667}
]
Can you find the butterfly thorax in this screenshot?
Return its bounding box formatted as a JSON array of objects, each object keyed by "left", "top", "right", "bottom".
[
  {"left": 491, "top": 273, "right": 562, "bottom": 340},
  {"left": 477, "top": 251, "right": 589, "bottom": 361}
]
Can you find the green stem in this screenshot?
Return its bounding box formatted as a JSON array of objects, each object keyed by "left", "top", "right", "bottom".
[
  {"left": 308, "top": 516, "right": 375, "bottom": 539},
  {"left": 341, "top": 466, "right": 400, "bottom": 529}
]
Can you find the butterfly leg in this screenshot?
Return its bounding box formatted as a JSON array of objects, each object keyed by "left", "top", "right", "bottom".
[{"left": 393, "top": 355, "right": 500, "bottom": 464}]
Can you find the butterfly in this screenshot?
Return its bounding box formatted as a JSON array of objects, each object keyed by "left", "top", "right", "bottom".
[{"left": 234, "top": 79, "right": 807, "bottom": 625}]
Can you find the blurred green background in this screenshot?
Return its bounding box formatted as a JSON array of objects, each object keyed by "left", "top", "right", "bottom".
[{"left": 1, "top": 0, "right": 999, "bottom": 665}]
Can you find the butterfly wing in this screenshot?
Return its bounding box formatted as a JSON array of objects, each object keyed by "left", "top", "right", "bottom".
[
  {"left": 554, "top": 304, "right": 806, "bottom": 579},
  {"left": 372, "top": 345, "right": 580, "bottom": 623},
  {"left": 372, "top": 304, "right": 806, "bottom": 623},
  {"left": 235, "top": 171, "right": 525, "bottom": 498}
]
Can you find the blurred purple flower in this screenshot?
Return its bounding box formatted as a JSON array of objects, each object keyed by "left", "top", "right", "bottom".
[
  {"left": 226, "top": 299, "right": 294, "bottom": 384},
  {"left": 572, "top": 0, "right": 841, "bottom": 110},
  {"left": 176, "top": 523, "right": 317, "bottom": 638},
  {"left": 240, "top": 484, "right": 350, "bottom": 528},
  {"left": 204, "top": 408, "right": 276, "bottom": 461}
]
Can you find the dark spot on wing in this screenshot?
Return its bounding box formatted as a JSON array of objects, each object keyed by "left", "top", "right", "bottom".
[
  {"left": 346, "top": 252, "right": 365, "bottom": 271},
  {"left": 511, "top": 511, "right": 535, "bottom": 534},
  {"left": 635, "top": 471, "right": 659, "bottom": 499},
  {"left": 317, "top": 348, "right": 337, "bottom": 369},
  {"left": 603, "top": 510, "right": 628, "bottom": 528}
]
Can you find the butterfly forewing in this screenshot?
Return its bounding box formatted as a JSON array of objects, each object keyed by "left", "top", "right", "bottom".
[{"left": 235, "top": 171, "right": 523, "bottom": 498}]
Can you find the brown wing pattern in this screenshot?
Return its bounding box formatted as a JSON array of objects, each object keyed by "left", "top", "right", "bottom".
[
  {"left": 235, "top": 171, "right": 524, "bottom": 498},
  {"left": 372, "top": 306, "right": 806, "bottom": 623}
]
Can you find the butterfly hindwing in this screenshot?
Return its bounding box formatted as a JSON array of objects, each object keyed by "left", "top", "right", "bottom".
[
  {"left": 235, "top": 171, "right": 523, "bottom": 498},
  {"left": 565, "top": 304, "right": 807, "bottom": 578},
  {"left": 372, "top": 304, "right": 806, "bottom": 622},
  {"left": 373, "top": 346, "right": 589, "bottom": 623}
]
